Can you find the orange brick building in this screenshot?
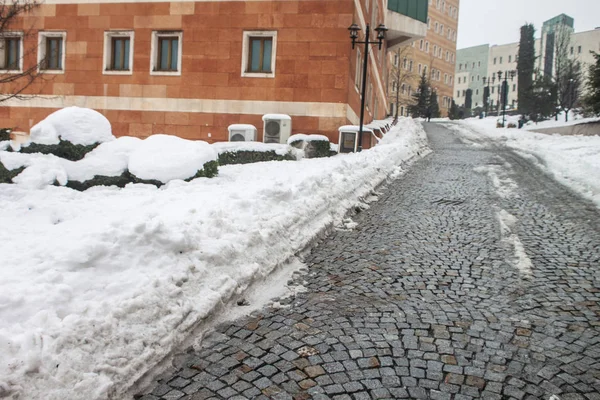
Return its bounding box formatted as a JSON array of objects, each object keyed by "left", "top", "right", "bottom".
[
  {"left": 388, "top": 0, "right": 459, "bottom": 117},
  {"left": 0, "top": 0, "right": 427, "bottom": 143}
]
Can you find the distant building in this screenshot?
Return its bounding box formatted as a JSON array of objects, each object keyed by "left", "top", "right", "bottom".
[{"left": 454, "top": 14, "right": 600, "bottom": 112}]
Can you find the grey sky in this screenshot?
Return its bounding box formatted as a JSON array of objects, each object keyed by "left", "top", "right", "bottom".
[{"left": 457, "top": 0, "right": 600, "bottom": 49}]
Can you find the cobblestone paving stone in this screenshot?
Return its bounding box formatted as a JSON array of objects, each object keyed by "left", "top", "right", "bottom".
[{"left": 139, "top": 123, "right": 600, "bottom": 400}]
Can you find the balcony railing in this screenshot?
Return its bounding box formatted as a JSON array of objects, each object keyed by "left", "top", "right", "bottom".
[{"left": 388, "top": 0, "right": 428, "bottom": 24}]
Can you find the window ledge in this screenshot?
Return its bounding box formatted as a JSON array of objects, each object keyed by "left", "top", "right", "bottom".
[
  {"left": 0, "top": 69, "right": 22, "bottom": 74},
  {"left": 150, "top": 70, "right": 181, "bottom": 76},
  {"left": 241, "top": 71, "right": 275, "bottom": 78},
  {"left": 103, "top": 69, "right": 133, "bottom": 76},
  {"left": 40, "top": 69, "right": 64, "bottom": 75}
]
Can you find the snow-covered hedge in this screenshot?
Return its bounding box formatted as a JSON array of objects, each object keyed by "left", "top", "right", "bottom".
[
  {"left": 288, "top": 134, "right": 331, "bottom": 159},
  {"left": 0, "top": 161, "right": 24, "bottom": 184},
  {"left": 0, "top": 129, "right": 10, "bottom": 142},
  {"left": 212, "top": 142, "right": 296, "bottom": 165},
  {"left": 17, "top": 107, "right": 116, "bottom": 161}
]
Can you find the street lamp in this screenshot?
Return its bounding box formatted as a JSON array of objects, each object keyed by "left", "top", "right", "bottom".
[
  {"left": 349, "top": 22, "right": 388, "bottom": 152},
  {"left": 497, "top": 70, "right": 516, "bottom": 127},
  {"left": 483, "top": 76, "right": 491, "bottom": 117}
]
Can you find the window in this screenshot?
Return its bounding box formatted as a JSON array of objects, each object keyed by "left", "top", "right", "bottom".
[
  {"left": 241, "top": 31, "right": 276, "bottom": 78},
  {"left": 491, "top": 86, "right": 495, "bottom": 94},
  {"left": 425, "top": 42, "right": 429, "bottom": 53},
  {"left": 393, "top": 54, "right": 399, "bottom": 66},
  {"left": 499, "top": 56, "right": 503, "bottom": 64},
  {"left": 409, "top": 60, "right": 413, "bottom": 72},
  {"left": 494, "top": 57, "right": 497, "bottom": 65},
  {"left": 403, "top": 57, "right": 407, "bottom": 69},
  {"left": 457, "top": 90, "right": 460, "bottom": 97},
  {"left": 508, "top": 55, "right": 512, "bottom": 63},
  {"left": 437, "top": 71, "right": 440, "bottom": 80},
  {"left": 435, "top": 22, "right": 438, "bottom": 33},
  {"left": 513, "top": 84, "right": 516, "bottom": 92},
  {"left": 459, "top": 63, "right": 462, "bottom": 70},
  {"left": 427, "top": 17, "right": 431, "bottom": 29},
  {"left": 578, "top": 46, "right": 582, "bottom": 54},
  {"left": 408, "top": 86, "right": 412, "bottom": 96},
  {"left": 401, "top": 83, "right": 406, "bottom": 94},
  {"left": 392, "top": 81, "right": 397, "bottom": 92},
  {"left": 38, "top": 31, "right": 66, "bottom": 73},
  {"left": 103, "top": 31, "right": 134, "bottom": 75},
  {"left": 151, "top": 31, "right": 183, "bottom": 76},
  {"left": 420, "top": 40, "right": 424, "bottom": 50},
  {"left": 418, "top": 63, "right": 422, "bottom": 74},
  {"left": 570, "top": 46, "right": 574, "bottom": 55},
  {"left": 478, "top": 61, "right": 481, "bottom": 67},
  {"left": 0, "top": 33, "right": 22, "bottom": 71},
  {"left": 476, "top": 89, "right": 479, "bottom": 95}
]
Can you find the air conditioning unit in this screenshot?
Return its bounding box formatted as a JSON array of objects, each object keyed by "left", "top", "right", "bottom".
[
  {"left": 228, "top": 124, "right": 257, "bottom": 142},
  {"left": 262, "top": 114, "right": 292, "bottom": 144}
]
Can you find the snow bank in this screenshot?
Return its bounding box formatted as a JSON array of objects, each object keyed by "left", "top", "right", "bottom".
[
  {"left": 0, "top": 119, "right": 429, "bottom": 400},
  {"left": 128, "top": 135, "right": 217, "bottom": 183},
  {"left": 212, "top": 141, "right": 290, "bottom": 156},
  {"left": 451, "top": 119, "right": 600, "bottom": 209},
  {"left": 29, "top": 107, "right": 115, "bottom": 146}
]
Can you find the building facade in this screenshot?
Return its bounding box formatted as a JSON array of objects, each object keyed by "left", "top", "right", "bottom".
[
  {"left": 387, "top": 0, "right": 459, "bottom": 118},
  {"left": 0, "top": 0, "right": 427, "bottom": 143},
  {"left": 454, "top": 14, "right": 600, "bottom": 113}
]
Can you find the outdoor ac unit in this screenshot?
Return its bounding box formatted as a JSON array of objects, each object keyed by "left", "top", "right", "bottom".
[
  {"left": 228, "top": 124, "right": 257, "bottom": 142},
  {"left": 262, "top": 114, "right": 292, "bottom": 144}
]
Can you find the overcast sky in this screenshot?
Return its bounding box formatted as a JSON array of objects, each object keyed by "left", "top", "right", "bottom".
[{"left": 456, "top": 0, "right": 600, "bottom": 49}]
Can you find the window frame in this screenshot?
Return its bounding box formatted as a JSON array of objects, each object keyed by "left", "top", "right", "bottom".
[
  {"left": 38, "top": 31, "right": 66, "bottom": 74},
  {"left": 103, "top": 30, "right": 134, "bottom": 75},
  {"left": 150, "top": 30, "right": 183, "bottom": 76},
  {"left": 0, "top": 32, "right": 23, "bottom": 73},
  {"left": 241, "top": 30, "right": 277, "bottom": 79}
]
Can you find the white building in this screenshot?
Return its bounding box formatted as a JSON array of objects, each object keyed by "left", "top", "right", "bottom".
[{"left": 455, "top": 14, "right": 600, "bottom": 112}]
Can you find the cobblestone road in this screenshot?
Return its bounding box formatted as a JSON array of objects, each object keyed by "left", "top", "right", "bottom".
[{"left": 139, "top": 123, "right": 600, "bottom": 400}]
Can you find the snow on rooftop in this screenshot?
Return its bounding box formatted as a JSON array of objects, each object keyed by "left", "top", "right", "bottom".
[
  {"left": 262, "top": 114, "right": 292, "bottom": 121},
  {"left": 228, "top": 124, "right": 257, "bottom": 131},
  {"left": 338, "top": 125, "right": 375, "bottom": 133}
]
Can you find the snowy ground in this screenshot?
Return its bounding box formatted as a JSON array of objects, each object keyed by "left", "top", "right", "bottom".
[
  {"left": 445, "top": 119, "right": 600, "bottom": 209},
  {"left": 0, "top": 119, "right": 429, "bottom": 400}
]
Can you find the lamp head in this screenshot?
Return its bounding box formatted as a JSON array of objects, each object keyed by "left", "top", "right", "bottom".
[{"left": 375, "top": 24, "right": 389, "bottom": 40}]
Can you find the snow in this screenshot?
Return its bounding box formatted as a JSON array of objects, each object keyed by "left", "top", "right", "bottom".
[
  {"left": 523, "top": 112, "right": 600, "bottom": 130},
  {"left": 449, "top": 119, "right": 600, "bottom": 209},
  {"left": 338, "top": 125, "right": 375, "bottom": 133},
  {"left": 29, "top": 107, "right": 115, "bottom": 146},
  {"left": 496, "top": 208, "right": 533, "bottom": 277},
  {"left": 227, "top": 124, "right": 257, "bottom": 131},
  {"left": 287, "top": 134, "right": 330, "bottom": 144},
  {"left": 211, "top": 141, "right": 291, "bottom": 156},
  {"left": 262, "top": 114, "right": 291, "bottom": 121},
  {"left": 0, "top": 118, "right": 429, "bottom": 400},
  {"left": 128, "top": 134, "right": 217, "bottom": 183}
]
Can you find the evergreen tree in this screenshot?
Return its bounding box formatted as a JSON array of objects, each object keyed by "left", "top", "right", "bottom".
[
  {"left": 408, "top": 72, "right": 430, "bottom": 118},
  {"left": 530, "top": 73, "right": 557, "bottom": 122},
  {"left": 517, "top": 24, "right": 536, "bottom": 116},
  {"left": 583, "top": 52, "right": 600, "bottom": 115},
  {"left": 429, "top": 90, "right": 440, "bottom": 119},
  {"left": 448, "top": 100, "right": 459, "bottom": 120},
  {"left": 465, "top": 89, "right": 473, "bottom": 110}
]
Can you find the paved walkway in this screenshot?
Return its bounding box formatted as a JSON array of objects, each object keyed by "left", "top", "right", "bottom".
[{"left": 139, "top": 123, "right": 600, "bottom": 400}]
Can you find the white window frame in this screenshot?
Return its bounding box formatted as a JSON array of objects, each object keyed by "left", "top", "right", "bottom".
[
  {"left": 103, "top": 30, "right": 134, "bottom": 76},
  {"left": 0, "top": 31, "right": 24, "bottom": 73},
  {"left": 150, "top": 30, "right": 183, "bottom": 76},
  {"left": 241, "top": 30, "right": 277, "bottom": 79},
  {"left": 38, "top": 31, "right": 66, "bottom": 74}
]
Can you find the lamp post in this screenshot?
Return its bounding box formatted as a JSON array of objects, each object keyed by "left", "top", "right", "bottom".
[
  {"left": 348, "top": 22, "right": 388, "bottom": 152},
  {"left": 497, "top": 70, "right": 516, "bottom": 127}
]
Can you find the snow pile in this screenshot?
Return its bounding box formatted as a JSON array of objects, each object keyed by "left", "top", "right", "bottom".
[
  {"left": 128, "top": 135, "right": 217, "bottom": 183},
  {"left": 67, "top": 137, "right": 142, "bottom": 182},
  {"left": 29, "top": 107, "right": 115, "bottom": 145},
  {"left": 0, "top": 119, "right": 429, "bottom": 400},
  {"left": 452, "top": 120, "right": 600, "bottom": 208},
  {"left": 287, "top": 134, "right": 329, "bottom": 144},
  {"left": 212, "top": 141, "right": 291, "bottom": 156}
]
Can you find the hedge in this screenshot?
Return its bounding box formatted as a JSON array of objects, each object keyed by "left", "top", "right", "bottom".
[
  {"left": 0, "top": 129, "right": 10, "bottom": 142},
  {"left": 0, "top": 162, "right": 24, "bottom": 184},
  {"left": 65, "top": 160, "right": 219, "bottom": 191},
  {"left": 19, "top": 140, "right": 99, "bottom": 161},
  {"left": 218, "top": 150, "right": 295, "bottom": 166},
  {"left": 289, "top": 139, "right": 331, "bottom": 159}
]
